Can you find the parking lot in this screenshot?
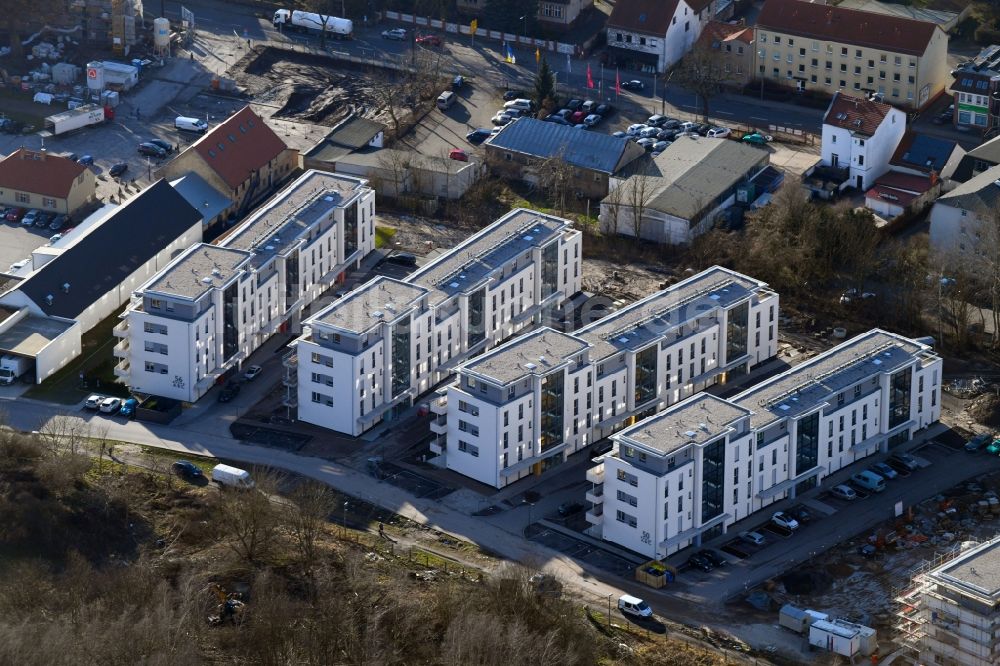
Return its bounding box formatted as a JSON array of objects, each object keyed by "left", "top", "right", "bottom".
[
  {"left": 0, "top": 218, "right": 56, "bottom": 275},
  {"left": 526, "top": 523, "right": 638, "bottom": 577}
]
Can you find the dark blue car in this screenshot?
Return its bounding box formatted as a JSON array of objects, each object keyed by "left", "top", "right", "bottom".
[
  {"left": 119, "top": 397, "right": 139, "bottom": 418},
  {"left": 466, "top": 128, "right": 491, "bottom": 145}
]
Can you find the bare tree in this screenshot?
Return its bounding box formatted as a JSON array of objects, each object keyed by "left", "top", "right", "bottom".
[
  {"left": 672, "top": 42, "right": 733, "bottom": 122},
  {"left": 215, "top": 469, "right": 282, "bottom": 566},
  {"left": 370, "top": 75, "right": 406, "bottom": 138},
  {"left": 972, "top": 207, "right": 1000, "bottom": 346},
  {"left": 377, "top": 149, "right": 411, "bottom": 198},
  {"left": 601, "top": 179, "right": 626, "bottom": 236},
  {"left": 625, "top": 174, "right": 655, "bottom": 240},
  {"left": 535, "top": 149, "right": 576, "bottom": 216},
  {"left": 288, "top": 480, "right": 337, "bottom": 589}
]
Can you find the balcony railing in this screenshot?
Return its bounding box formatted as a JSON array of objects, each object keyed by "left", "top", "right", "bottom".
[
  {"left": 586, "top": 462, "right": 605, "bottom": 484},
  {"left": 112, "top": 340, "right": 129, "bottom": 358},
  {"left": 113, "top": 359, "right": 130, "bottom": 378},
  {"left": 586, "top": 483, "right": 604, "bottom": 504},
  {"left": 112, "top": 320, "right": 129, "bottom": 337},
  {"left": 585, "top": 505, "right": 604, "bottom": 525},
  {"left": 429, "top": 415, "right": 447, "bottom": 435}
]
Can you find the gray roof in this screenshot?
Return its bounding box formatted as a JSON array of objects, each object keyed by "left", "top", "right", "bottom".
[
  {"left": 0, "top": 314, "right": 73, "bottom": 357},
  {"left": 220, "top": 170, "right": 368, "bottom": 267},
  {"left": 408, "top": 208, "right": 574, "bottom": 305},
  {"left": 935, "top": 163, "right": 1000, "bottom": 217},
  {"left": 928, "top": 536, "right": 1000, "bottom": 603},
  {"left": 462, "top": 327, "right": 589, "bottom": 385},
  {"left": 733, "top": 329, "right": 932, "bottom": 428},
  {"left": 326, "top": 116, "right": 386, "bottom": 149},
  {"left": 578, "top": 266, "right": 770, "bottom": 361},
  {"left": 614, "top": 393, "right": 751, "bottom": 456},
  {"left": 609, "top": 136, "right": 768, "bottom": 221},
  {"left": 343, "top": 149, "right": 470, "bottom": 175},
  {"left": 486, "top": 118, "right": 642, "bottom": 174},
  {"left": 312, "top": 276, "right": 428, "bottom": 334},
  {"left": 168, "top": 173, "right": 233, "bottom": 225},
  {"left": 144, "top": 244, "right": 252, "bottom": 300},
  {"left": 967, "top": 135, "right": 1000, "bottom": 164}
]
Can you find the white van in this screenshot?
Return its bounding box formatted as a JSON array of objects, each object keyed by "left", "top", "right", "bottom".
[
  {"left": 503, "top": 98, "right": 533, "bottom": 112},
  {"left": 175, "top": 116, "right": 209, "bottom": 133},
  {"left": 211, "top": 463, "right": 255, "bottom": 489},
  {"left": 618, "top": 594, "right": 653, "bottom": 618},
  {"left": 437, "top": 91, "right": 456, "bottom": 110},
  {"left": 851, "top": 470, "right": 886, "bottom": 492}
]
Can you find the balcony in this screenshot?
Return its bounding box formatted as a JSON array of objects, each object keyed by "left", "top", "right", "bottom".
[
  {"left": 429, "top": 415, "right": 447, "bottom": 435},
  {"left": 112, "top": 340, "right": 129, "bottom": 358},
  {"left": 586, "top": 462, "right": 605, "bottom": 484},
  {"left": 429, "top": 437, "right": 445, "bottom": 455},
  {"left": 585, "top": 504, "right": 604, "bottom": 525},
  {"left": 282, "top": 394, "right": 298, "bottom": 409},
  {"left": 113, "top": 359, "right": 130, "bottom": 379},
  {"left": 429, "top": 392, "right": 448, "bottom": 416},
  {"left": 586, "top": 483, "right": 604, "bottom": 504},
  {"left": 282, "top": 352, "right": 298, "bottom": 370},
  {"left": 112, "top": 320, "right": 129, "bottom": 337},
  {"left": 282, "top": 373, "right": 298, "bottom": 388}
]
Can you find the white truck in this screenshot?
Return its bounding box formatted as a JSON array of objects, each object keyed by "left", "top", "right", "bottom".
[
  {"left": 0, "top": 355, "right": 31, "bottom": 385},
  {"left": 43, "top": 104, "right": 106, "bottom": 137},
  {"left": 272, "top": 9, "right": 352, "bottom": 38},
  {"left": 211, "top": 464, "right": 255, "bottom": 489}
]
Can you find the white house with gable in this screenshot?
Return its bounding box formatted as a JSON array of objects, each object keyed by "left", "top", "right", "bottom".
[{"left": 821, "top": 92, "right": 907, "bottom": 191}]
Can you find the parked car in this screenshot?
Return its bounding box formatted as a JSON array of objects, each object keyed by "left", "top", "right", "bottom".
[
  {"left": 646, "top": 114, "right": 668, "bottom": 127},
  {"left": 740, "top": 530, "right": 767, "bottom": 546},
  {"left": 386, "top": 252, "right": 418, "bottom": 266},
  {"left": 889, "top": 452, "right": 919, "bottom": 471},
  {"left": 8, "top": 259, "right": 29, "bottom": 272},
  {"left": 77, "top": 155, "right": 94, "bottom": 166},
  {"left": 381, "top": 28, "right": 407, "bottom": 40},
  {"left": 565, "top": 98, "right": 583, "bottom": 111},
  {"left": 581, "top": 100, "right": 596, "bottom": 112},
  {"left": 503, "top": 90, "right": 524, "bottom": 101},
  {"left": 687, "top": 553, "right": 714, "bottom": 572},
  {"left": 595, "top": 103, "right": 614, "bottom": 117},
  {"left": 109, "top": 163, "right": 128, "bottom": 178},
  {"left": 612, "top": 131, "right": 627, "bottom": 138},
  {"left": 34, "top": 212, "right": 53, "bottom": 228},
  {"left": 583, "top": 113, "right": 602, "bottom": 127},
  {"left": 639, "top": 126, "right": 660, "bottom": 139},
  {"left": 618, "top": 594, "right": 653, "bottom": 618},
  {"left": 988, "top": 438, "right": 1000, "bottom": 455},
  {"left": 415, "top": 34, "right": 442, "bottom": 46},
  {"left": 557, "top": 501, "right": 584, "bottom": 517},
  {"left": 119, "top": 397, "right": 139, "bottom": 418},
  {"left": 636, "top": 137, "right": 656, "bottom": 151},
  {"left": 49, "top": 215, "right": 69, "bottom": 231},
  {"left": 99, "top": 397, "right": 122, "bottom": 413},
  {"left": 568, "top": 111, "right": 585, "bottom": 124},
  {"left": 148, "top": 138, "right": 173, "bottom": 153},
  {"left": 742, "top": 132, "right": 773, "bottom": 145},
  {"left": 621, "top": 80, "right": 644, "bottom": 91},
  {"left": 466, "top": 128, "right": 492, "bottom": 144},
  {"left": 698, "top": 549, "right": 727, "bottom": 567},
  {"left": 217, "top": 381, "right": 240, "bottom": 402},
  {"left": 652, "top": 141, "right": 670, "bottom": 152},
  {"left": 244, "top": 365, "right": 263, "bottom": 381},
  {"left": 789, "top": 506, "right": 812, "bottom": 524},
  {"left": 448, "top": 148, "right": 469, "bottom": 162},
  {"left": 452, "top": 75, "right": 464, "bottom": 90},
  {"left": 657, "top": 128, "right": 678, "bottom": 141},
  {"left": 966, "top": 433, "right": 992, "bottom": 452},
  {"left": 662, "top": 119, "right": 681, "bottom": 130},
  {"left": 172, "top": 460, "right": 204, "bottom": 479},
  {"left": 545, "top": 114, "right": 570, "bottom": 125},
  {"left": 870, "top": 462, "right": 898, "bottom": 479},
  {"left": 830, "top": 484, "right": 858, "bottom": 500},
  {"left": 48, "top": 233, "right": 62, "bottom": 244},
  {"left": 706, "top": 127, "right": 731, "bottom": 138},
  {"left": 21, "top": 210, "right": 39, "bottom": 226},
  {"left": 492, "top": 113, "right": 514, "bottom": 126},
  {"left": 138, "top": 142, "right": 166, "bottom": 157},
  {"left": 626, "top": 123, "right": 647, "bottom": 136},
  {"left": 858, "top": 544, "right": 878, "bottom": 558},
  {"left": 771, "top": 511, "right": 800, "bottom": 531}
]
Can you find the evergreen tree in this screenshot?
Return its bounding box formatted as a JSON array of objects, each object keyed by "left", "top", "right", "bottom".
[{"left": 533, "top": 57, "right": 555, "bottom": 109}]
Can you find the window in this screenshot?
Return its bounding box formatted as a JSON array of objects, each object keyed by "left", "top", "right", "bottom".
[
  {"left": 311, "top": 372, "right": 333, "bottom": 386},
  {"left": 458, "top": 420, "right": 479, "bottom": 436},
  {"left": 617, "top": 490, "right": 638, "bottom": 507},
  {"left": 42, "top": 197, "right": 56, "bottom": 208},
  {"left": 615, "top": 510, "right": 637, "bottom": 528},
  {"left": 458, "top": 400, "right": 479, "bottom": 416},
  {"left": 458, "top": 440, "right": 479, "bottom": 457},
  {"left": 143, "top": 322, "right": 167, "bottom": 335},
  {"left": 15, "top": 192, "right": 29, "bottom": 204},
  {"left": 310, "top": 391, "right": 333, "bottom": 406}
]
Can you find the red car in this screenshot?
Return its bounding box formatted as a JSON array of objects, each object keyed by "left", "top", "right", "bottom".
[
  {"left": 5, "top": 207, "right": 25, "bottom": 222},
  {"left": 416, "top": 34, "right": 442, "bottom": 47},
  {"left": 569, "top": 110, "right": 586, "bottom": 124},
  {"left": 448, "top": 148, "right": 469, "bottom": 162}
]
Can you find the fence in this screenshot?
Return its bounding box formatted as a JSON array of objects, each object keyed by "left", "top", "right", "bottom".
[{"left": 384, "top": 10, "right": 577, "bottom": 55}]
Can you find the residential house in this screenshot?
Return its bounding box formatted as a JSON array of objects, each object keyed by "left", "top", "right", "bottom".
[
  {"left": 948, "top": 44, "right": 1000, "bottom": 135},
  {"left": 600, "top": 135, "right": 774, "bottom": 245},
  {"left": 888, "top": 131, "right": 964, "bottom": 182},
  {"left": 331, "top": 149, "right": 480, "bottom": 201},
  {"left": 485, "top": 118, "right": 645, "bottom": 198},
  {"left": 864, "top": 172, "right": 938, "bottom": 222},
  {"left": 590, "top": 328, "right": 941, "bottom": 559},
  {"left": 929, "top": 164, "right": 1000, "bottom": 259},
  {"left": 821, "top": 91, "right": 906, "bottom": 190},
  {"left": 952, "top": 134, "right": 1000, "bottom": 183},
  {"left": 114, "top": 170, "right": 375, "bottom": 403},
  {"left": 455, "top": 0, "right": 594, "bottom": 31},
  {"left": 294, "top": 208, "right": 583, "bottom": 437},
  {"left": 434, "top": 266, "right": 779, "bottom": 488},
  {"left": 696, "top": 20, "right": 756, "bottom": 89},
  {"left": 0, "top": 148, "right": 95, "bottom": 216},
  {"left": 756, "top": 0, "right": 949, "bottom": 110},
  {"left": 605, "top": 0, "right": 714, "bottom": 73},
  {"left": 155, "top": 106, "right": 299, "bottom": 227},
  {"left": 0, "top": 181, "right": 202, "bottom": 384}
]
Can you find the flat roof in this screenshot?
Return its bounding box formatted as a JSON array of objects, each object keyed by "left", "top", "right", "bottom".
[
  {"left": 733, "top": 329, "right": 931, "bottom": 428},
  {"left": 168, "top": 173, "right": 233, "bottom": 225},
  {"left": 312, "top": 276, "right": 428, "bottom": 334},
  {"left": 0, "top": 314, "right": 73, "bottom": 356},
  {"left": 144, "top": 244, "right": 252, "bottom": 300},
  {"left": 578, "top": 266, "right": 769, "bottom": 360},
  {"left": 219, "top": 170, "right": 368, "bottom": 267},
  {"left": 930, "top": 537, "right": 1000, "bottom": 604},
  {"left": 614, "top": 393, "right": 751, "bottom": 456},
  {"left": 462, "top": 327, "right": 589, "bottom": 385},
  {"left": 407, "top": 208, "right": 574, "bottom": 305}
]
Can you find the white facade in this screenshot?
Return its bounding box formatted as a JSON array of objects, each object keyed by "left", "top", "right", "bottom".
[
  {"left": 115, "top": 171, "right": 375, "bottom": 403},
  {"left": 435, "top": 266, "right": 780, "bottom": 488},
  {"left": 928, "top": 164, "right": 1000, "bottom": 259},
  {"left": 590, "top": 329, "right": 942, "bottom": 559},
  {"left": 820, "top": 98, "right": 906, "bottom": 190},
  {"left": 295, "top": 208, "right": 583, "bottom": 437},
  {"left": 607, "top": 0, "right": 706, "bottom": 73}
]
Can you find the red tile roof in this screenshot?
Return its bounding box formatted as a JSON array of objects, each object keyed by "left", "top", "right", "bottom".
[
  {"left": 757, "top": 0, "right": 939, "bottom": 57},
  {"left": 607, "top": 0, "right": 713, "bottom": 35},
  {"left": 0, "top": 148, "right": 87, "bottom": 199},
  {"left": 874, "top": 171, "right": 933, "bottom": 193},
  {"left": 865, "top": 184, "right": 919, "bottom": 208},
  {"left": 189, "top": 106, "right": 288, "bottom": 191},
  {"left": 823, "top": 92, "right": 895, "bottom": 137},
  {"left": 697, "top": 21, "right": 754, "bottom": 48}
]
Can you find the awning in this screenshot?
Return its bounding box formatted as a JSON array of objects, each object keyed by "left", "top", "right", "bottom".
[
  {"left": 757, "top": 465, "right": 823, "bottom": 499},
  {"left": 658, "top": 512, "right": 730, "bottom": 550}
]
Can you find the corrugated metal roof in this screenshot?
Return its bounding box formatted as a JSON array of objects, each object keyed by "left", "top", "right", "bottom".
[{"left": 486, "top": 118, "right": 635, "bottom": 174}]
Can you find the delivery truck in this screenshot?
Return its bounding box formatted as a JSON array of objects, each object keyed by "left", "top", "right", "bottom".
[
  {"left": 43, "top": 104, "right": 107, "bottom": 137},
  {"left": 272, "top": 9, "right": 352, "bottom": 38},
  {"left": 0, "top": 355, "right": 31, "bottom": 385}
]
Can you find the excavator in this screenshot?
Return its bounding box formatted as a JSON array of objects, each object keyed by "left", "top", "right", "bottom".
[{"left": 207, "top": 583, "right": 246, "bottom": 626}]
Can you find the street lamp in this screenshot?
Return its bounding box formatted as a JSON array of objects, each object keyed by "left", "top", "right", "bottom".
[
  {"left": 519, "top": 15, "right": 527, "bottom": 38},
  {"left": 523, "top": 500, "right": 535, "bottom": 536},
  {"left": 607, "top": 593, "right": 613, "bottom": 626},
  {"left": 343, "top": 500, "right": 349, "bottom": 537}
]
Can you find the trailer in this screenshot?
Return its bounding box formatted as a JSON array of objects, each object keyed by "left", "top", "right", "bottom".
[
  {"left": 272, "top": 9, "right": 352, "bottom": 38},
  {"left": 43, "top": 104, "right": 106, "bottom": 136},
  {"left": 0, "top": 354, "right": 32, "bottom": 385},
  {"left": 779, "top": 604, "right": 828, "bottom": 634},
  {"left": 808, "top": 619, "right": 862, "bottom": 658}
]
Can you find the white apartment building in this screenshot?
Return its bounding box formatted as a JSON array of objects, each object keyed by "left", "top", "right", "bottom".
[
  {"left": 896, "top": 536, "right": 1000, "bottom": 666},
  {"left": 821, "top": 91, "right": 907, "bottom": 191},
  {"left": 114, "top": 170, "right": 375, "bottom": 402},
  {"left": 294, "top": 208, "right": 583, "bottom": 436},
  {"left": 434, "top": 266, "right": 779, "bottom": 488},
  {"left": 589, "top": 328, "right": 942, "bottom": 560}
]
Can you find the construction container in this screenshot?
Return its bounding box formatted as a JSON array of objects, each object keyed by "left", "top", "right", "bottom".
[
  {"left": 779, "top": 605, "right": 829, "bottom": 634},
  {"left": 809, "top": 619, "right": 862, "bottom": 658},
  {"left": 52, "top": 62, "right": 80, "bottom": 85}
]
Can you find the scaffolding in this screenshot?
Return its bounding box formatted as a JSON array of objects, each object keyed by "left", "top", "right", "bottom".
[{"left": 68, "top": 0, "right": 143, "bottom": 51}]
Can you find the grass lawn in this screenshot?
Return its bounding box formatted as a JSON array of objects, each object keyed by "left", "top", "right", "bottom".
[
  {"left": 375, "top": 225, "right": 397, "bottom": 248},
  {"left": 0, "top": 88, "right": 51, "bottom": 130},
  {"left": 25, "top": 306, "right": 132, "bottom": 405}
]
